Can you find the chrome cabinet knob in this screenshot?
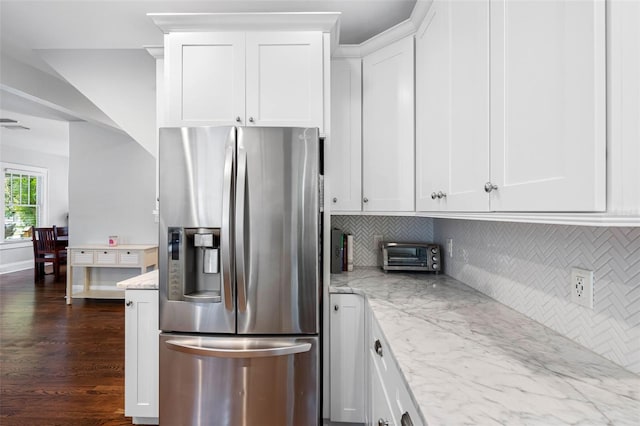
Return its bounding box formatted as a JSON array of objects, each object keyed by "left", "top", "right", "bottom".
[
  {"left": 125, "top": 300, "right": 133, "bottom": 307},
  {"left": 437, "top": 191, "right": 447, "bottom": 199},
  {"left": 249, "top": 117, "right": 255, "bottom": 123},
  {"left": 378, "top": 419, "right": 389, "bottom": 426},
  {"left": 334, "top": 305, "right": 339, "bottom": 311},
  {"left": 374, "top": 339, "right": 383, "bottom": 356},
  {"left": 431, "top": 192, "right": 437, "bottom": 200},
  {"left": 332, "top": 197, "right": 337, "bottom": 203},
  {"left": 235, "top": 116, "right": 241, "bottom": 123},
  {"left": 484, "top": 182, "right": 498, "bottom": 193},
  {"left": 363, "top": 197, "right": 369, "bottom": 203}
]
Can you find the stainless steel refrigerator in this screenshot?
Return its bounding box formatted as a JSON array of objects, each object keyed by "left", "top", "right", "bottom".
[{"left": 158, "top": 126, "right": 320, "bottom": 426}]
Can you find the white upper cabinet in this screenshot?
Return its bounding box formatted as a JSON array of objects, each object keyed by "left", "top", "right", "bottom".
[
  {"left": 246, "top": 32, "right": 323, "bottom": 128},
  {"left": 489, "top": 0, "right": 606, "bottom": 211},
  {"left": 362, "top": 36, "right": 415, "bottom": 212},
  {"left": 329, "top": 58, "right": 362, "bottom": 212},
  {"left": 166, "top": 31, "right": 323, "bottom": 130},
  {"left": 415, "top": 0, "right": 490, "bottom": 212}
]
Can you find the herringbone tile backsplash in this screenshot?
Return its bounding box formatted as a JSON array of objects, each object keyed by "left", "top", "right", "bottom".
[
  {"left": 434, "top": 219, "right": 640, "bottom": 374},
  {"left": 331, "top": 216, "right": 434, "bottom": 266},
  {"left": 331, "top": 215, "right": 640, "bottom": 374}
]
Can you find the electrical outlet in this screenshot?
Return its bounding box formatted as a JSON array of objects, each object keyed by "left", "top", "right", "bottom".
[
  {"left": 373, "top": 235, "right": 383, "bottom": 251},
  {"left": 447, "top": 238, "right": 453, "bottom": 258},
  {"left": 571, "top": 267, "right": 594, "bottom": 309}
]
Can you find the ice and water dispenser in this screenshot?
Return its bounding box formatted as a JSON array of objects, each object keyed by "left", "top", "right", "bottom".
[{"left": 167, "top": 227, "right": 222, "bottom": 302}]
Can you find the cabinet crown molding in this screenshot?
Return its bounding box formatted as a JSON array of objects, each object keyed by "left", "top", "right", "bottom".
[{"left": 148, "top": 12, "right": 341, "bottom": 51}]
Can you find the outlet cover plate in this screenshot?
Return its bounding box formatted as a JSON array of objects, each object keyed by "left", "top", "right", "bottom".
[{"left": 571, "top": 267, "right": 594, "bottom": 309}]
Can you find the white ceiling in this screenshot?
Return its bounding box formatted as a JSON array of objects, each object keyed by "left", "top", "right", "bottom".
[{"left": 1, "top": 0, "right": 418, "bottom": 77}]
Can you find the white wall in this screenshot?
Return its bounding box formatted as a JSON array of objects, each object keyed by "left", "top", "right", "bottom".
[
  {"left": 69, "top": 122, "right": 156, "bottom": 246},
  {"left": 0, "top": 115, "right": 69, "bottom": 273},
  {"left": 68, "top": 122, "right": 157, "bottom": 289}
]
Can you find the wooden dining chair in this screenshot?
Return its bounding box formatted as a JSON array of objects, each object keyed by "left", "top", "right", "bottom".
[{"left": 31, "top": 227, "right": 67, "bottom": 281}]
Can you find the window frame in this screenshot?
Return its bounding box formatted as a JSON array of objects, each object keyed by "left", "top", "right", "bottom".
[{"left": 2, "top": 162, "right": 49, "bottom": 245}]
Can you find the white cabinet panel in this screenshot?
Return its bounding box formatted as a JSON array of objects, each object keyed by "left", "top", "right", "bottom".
[
  {"left": 125, "top": 289, "right": 159, "bottom": 422},
  {"left": 490, "top": 0, "right": 605, "bottom": 211},
  {"left": 416, "top": 0, "right": 490, "bottom": 212},
  {"left": 329, "top": 58, "right": 362, "bottom": 212},
  {"left": 166, "top": 31, "right": 323, "bottom": 130},
  {"left": 363, "top": 36, "right": 415, "bottom": 212},
  {"left": 167, "top": 32, "right": 245, "bottom": 126},
  {"left": 330, "top": 293, "right": 365, "bottom": 423}
]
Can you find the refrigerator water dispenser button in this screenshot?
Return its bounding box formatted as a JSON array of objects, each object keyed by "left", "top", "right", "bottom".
[{"left": 204, "top": 249, "right": 219, "bottom": 274}]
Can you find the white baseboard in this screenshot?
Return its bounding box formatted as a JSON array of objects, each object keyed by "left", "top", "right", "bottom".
[{"left": 0, "top": 260, "right": 33, "bottom": 275}]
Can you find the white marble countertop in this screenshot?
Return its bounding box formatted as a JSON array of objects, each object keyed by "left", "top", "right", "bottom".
[
  {"left": 331, "top": 268, "right": 640, "bottom": 426},
  {"left": 116, "top": 269, "right": 159, "bottom": 289}
]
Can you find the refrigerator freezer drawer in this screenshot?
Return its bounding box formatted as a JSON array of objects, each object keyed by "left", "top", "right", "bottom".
[{"left": 160, "top": 333, "right": 319, "bottom": 426}]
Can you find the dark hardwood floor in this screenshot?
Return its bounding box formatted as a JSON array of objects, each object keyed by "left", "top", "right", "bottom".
[{"left": 0, "top": 266, "right": 131, "bottom": 425}]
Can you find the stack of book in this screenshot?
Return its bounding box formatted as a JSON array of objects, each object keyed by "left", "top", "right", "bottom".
[{"left": 331, "top": 228, "right": 353, "bottom": 273}]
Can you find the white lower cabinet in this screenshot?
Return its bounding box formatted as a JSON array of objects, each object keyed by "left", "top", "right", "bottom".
[
  {"left": 330, "top": 293, "right": 366, "bottom": 423},
  {"left": 367, "top": 310, "right": 423, "bottom": 426},
  {"left": 329, "top": 292, "right": 422, "bottom": 426},
  {"left": 124, "top": 289, "right": 159, "bottom": 425}
]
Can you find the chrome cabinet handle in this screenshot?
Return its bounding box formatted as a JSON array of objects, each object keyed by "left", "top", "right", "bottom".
[
  {"left": 378, "top": 419, "right": 389, "bottom": 426},
  {"left": 401, "top": 412, "right": 414, "bottom": 426},
  {"left": 484, "top": 182, "right": 498, "bottom": 193},
  {"left": 249, "top": 117, "right": 255, "bottom": 123},
  {"left": 235, "top": 116, "right": 241, "bottom": 123},
  {"left": 431, "top": 192, "right": 437, "bottom": 199},
  {"left": 125, "top": 301, "right": 133, "bottom": 307},
  {"left": 332, "top": 197, "right": 337, "bottom": 203},
  {"left": 437, "top": 191, "right": 447, "bottom": 199},
  {"left": 374, "top": 339, "right": 383, "bottom": 357},
  {"left": 363, "top": 197, "right": 369, "bottom": 203}
]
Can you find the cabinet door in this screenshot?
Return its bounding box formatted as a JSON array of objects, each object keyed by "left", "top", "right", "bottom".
[
  {"left": 245, "top": 32, "right": 323, "bottom": 129},
  {"left": 330, "top": 294, "right": 365, "bottom": 423},
  {"left": 362, "top": 36, "right": 415, "bottom": 212},
  {"left": 415, "top": 0, "right": 490, "bottom": 212},
  {"left": 330, "top": 58, "right": 362, "bottom": 212},
  {"left": 490, "top": 0, "right": 605, "bottom": 211},
  {"left": 166, "top": 32, "right": 245, "bottom": 126},
  {"left": 370, "top": 350, "right": 397, "bottom": 426},
  {"left": 125, "top": 289, "right": 159, "bottom": 419}
]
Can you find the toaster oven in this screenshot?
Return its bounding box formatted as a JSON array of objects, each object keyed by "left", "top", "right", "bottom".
[{"left": 379, "top": 242, "right": 441, "bottom": 272}]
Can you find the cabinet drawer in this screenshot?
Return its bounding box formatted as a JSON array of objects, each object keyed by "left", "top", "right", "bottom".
[
  {"left": 370, "top": 316, "right": 424, "bottom": 426},
  {"left": 96, "top": 250, "right": 117, "bottom": 265},
  {"left": 72, "top": 250, "right": 94, "bottom": 264},
  {"left": 119, "top": 251, "right": 141, "bottom": 266}
]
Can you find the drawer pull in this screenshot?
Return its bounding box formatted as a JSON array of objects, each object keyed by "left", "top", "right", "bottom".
[
  {"left": 127, "top": 251, "right": 131, "bottom": 255},
  {"left": 125, "top": 301, "right": 133, "bottom": 307},
  {"left": 378, "top": 419, "right": 389, "bottom": 426},
  {"left": 374, "top": 339, "right": 383, "bottom": 357},
  {"left": 104, "top": 251, "right": 108, "bottom": 254},
  {"left": 401, "top": 412, "right": 414, "bottom": 426}
]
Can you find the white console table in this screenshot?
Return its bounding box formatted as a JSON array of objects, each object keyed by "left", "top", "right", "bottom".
[{"left": 66, "top": 245, "right": 158, "bottom": 305}]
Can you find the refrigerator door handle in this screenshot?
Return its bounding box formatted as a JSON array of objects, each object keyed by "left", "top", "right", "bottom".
[
  {"left": 165, "top": 340, "right": 311, "bottom": 358},
  {"left": 236, "top": 148, "right": 248, "bottom": 312},
  {"left": 221, "top": 144, "right": 234, "bottom": 311}
]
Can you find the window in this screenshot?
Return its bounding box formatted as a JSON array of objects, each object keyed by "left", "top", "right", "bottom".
[{"left": 3, "top": 164, "right": 47, "bottom": 241}]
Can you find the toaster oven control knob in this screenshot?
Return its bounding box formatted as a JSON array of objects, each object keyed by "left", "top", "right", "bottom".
[
  {"left": 431, "top": 192, "right": 437, "bottom": 199},
  {"left": 432, "top": 263, "right": 439, "bottom": 269},
  {"left": 431, "top": 247, "right": 438, "bottom": 254},
  {"left": 484, "top": 182, "right": 499, "bottom": 193},
  {"left": 432, "top": 256, "right": 438, "bottom": 261}
]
